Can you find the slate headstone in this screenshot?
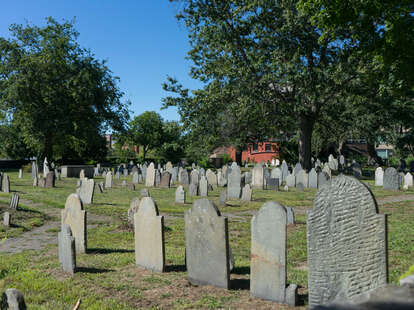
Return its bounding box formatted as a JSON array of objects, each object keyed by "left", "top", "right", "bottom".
[
  {"left": 180, "top": 169, "right": 189, "bottom": 186},
  {"left": 286, "top": 206, "right": 294, "bottom": 225},
  {"left": 296, "top": 170, "right": 308, "bottom": 188},
  {"left": 219, "top": 190, "right": 227, "bottom": 206},
  {"left": 293, "top": 162, "right": 302, "bottom": 175},
  {"left": 45, "top": 171, "right": 55, "bottom": 188},
  {"left": 160, "top": 172, "right": 171, "bottom": 188},
  {"left": 227, "top": 162, "right": 241, "bottom": 199},
  {"left": 286, "top": 173, "right": 295, "bottom": 187},
  {"left": 199, "top": 176, "right": 208, "bottom": 196},
  {"left": 267, "top": 178, "right": 279, "bottom": 191},
  {"left": 189, "top": 183, "right": 198, "bottom": 196},
  {"left": 2, "top": 174, "right": 10, "bottom": 193},
  {"left": 383, "top": 167, "right": 400, "bottom": 190},
  {"left": 281, "top": 160, "right": 289, "bottom": 182},
  {"left": 190, "top": 169, "right": 200, "bottom": 186},
  {"left": 58, "top": 224, "right": 76, "bottom": 274},
  {"left": 252, "top": 164, "right": 264, "bottom": 189}
]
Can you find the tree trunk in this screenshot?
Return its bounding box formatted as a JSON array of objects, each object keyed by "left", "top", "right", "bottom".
[
  {"left": 143, "top": 146, "right": 147, "bottom": 162},
  {"left": 235, "top": 148, "right": 242, "bottom": 166},
  {"left": 43, "top": 134, "right": 54, "bottom": 161},
  {"left": 298, "top": 116, "right": 314, "bottom": 171}
]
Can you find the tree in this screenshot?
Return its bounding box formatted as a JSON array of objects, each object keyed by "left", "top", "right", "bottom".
[
  {"left": 127, "top": 111, "right": 165, "bottom": 161},
  {"left": 157, "top": 120, "right": 185, "bottom": 163},
  {"left": 164, "top": 0, "right": 362, "bottom": 169},
  {"left": 0, "top": 18, "right": 129, "bottom": 162}
]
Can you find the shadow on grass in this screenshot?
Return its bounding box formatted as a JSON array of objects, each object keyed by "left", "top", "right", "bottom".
[
  {"left": 297, "top": 290, "right": 308, "bottom": 307},
  {"left": 76, "top": 266, "right": 114, "bottom": 274},
  {"left": 87, "top": 248, "right": 134, "bottom": 254},
  {"left": 165, "top": 264, "right": 186, "bottom": 272},
  {"left": 232, "top": 266, "right": 250, "bottom": 275},
  {"left": 92, "top": 203, "right": 119, "bottom": 207},
  {"left": 230, "top": 278, "right": 250, "bottom": 290}
]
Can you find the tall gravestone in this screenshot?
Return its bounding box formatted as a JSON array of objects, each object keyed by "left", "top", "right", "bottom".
[
  {"left": 185, "top": 199, "right": 230, "bottom": 289},
  {"left": 252, "top": 164, "right": 264, "bottom": 189},
  {"left": 199, "top": 176, "right": 208, "bottom": 196},
  {"left": 134, "top": 197, "right": 165, "bottom": 272},
  {"left": 105, "top": 171, "right": 113, "bottom": 188},
  {"left": 309, "top": 168, "right": 318, "bottom": 189},
  {"left": 227, "top": 162, "right": 241, "bottom": 199},
  {"left": 296, "top": 170, "right": 308, "bottom": 188},
  {"left": 383, "top": 167, "right": 400, "bottom": 190},
  {"left": 180, "top": 170, "right": 189, "bottom": 185},
  {"left": 286, "top": 173, "right": 295, "bottom": 187},
  {"left": 58, "top": 224, "right": 76, "bottom": 274},
  {"left": 241, "top": 184, "right": 252, "bottom": 201},
  {"left": 145, "top": 163, "right": 155, "bottom": 187},
  {"left": 281, "top": 160, "right": 289, "bottom": 182},
  {"left": 79, "top": 179, "right": 94, "bottom": 205},
  {"left": 251, "top": 202, "right": 297, "bottom": 305},
  {"left": 190, "top": 169, "right": 200, "bottom": 186},
  {"left": 307, "top": 175, "right": 387, "bottom": 307},
  {"left": 155, "top": 169, "right": 161, "bottom": 187},
  {"left": 206, "top": 169, "right": 217, "bottom": 187},
  {"left": 2, "top": 173, "right": 10, "bottom": 193},
  {"left": 375, "top": 167, "right": 384, "bottom": 186},
  {"left": 61, "top": 194, "right": 87, "bottom": 253},
  {"left": 293, "top": 163, "right": 302, "bottom": 175}
]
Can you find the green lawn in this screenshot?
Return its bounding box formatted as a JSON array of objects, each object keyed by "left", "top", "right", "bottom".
[{"left": 0, "top": 170, "right": 413, "bottom": 309}]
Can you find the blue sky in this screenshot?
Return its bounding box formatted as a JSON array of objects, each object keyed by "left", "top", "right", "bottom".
[{"left": 0, "top": 1, "right": 201, "bottom": 121}]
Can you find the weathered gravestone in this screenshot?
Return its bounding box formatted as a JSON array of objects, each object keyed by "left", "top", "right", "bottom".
[
  {"left": 175, "top": 185, "right": 185, "bottom": 203},
  {"left": 1, "top": 288, "right": 27, "bottom": 310},
  {"left": 9, "top": 193, "right": 19, "bottom": 210},
  {"left": 105, "top": 171, "right": 113, "bottom": 188},
  {"left": 134, "top": 197, "right": 165, "bottom": 272},
  {"left": 171, "top": 167, "right": 178, "bottom": 184},
  {"left": 79, "top": 179, "right": 94, "bottom": 205},
  {"left": 317, "top": 171, "right": 330, "bottom": 188},
  {"left": 160, "top": 172, "right": 171, "bottom": 188},
  {"left": 375, "top": 167, "right": 384, "bottom": 186},
  {"left": 190, "top": 169, "right": 200, "bottom": 186},
  {"left": 140, "top": 188, "right": 150, "bottom": 198},
  {"left": 3, "top": 212, "right": 10, "bottom": 227},
  {"left": 180, "top": 169, "right": 189, "bottom": 185},
  {"left": 263, "top": 167, "right": 270, "bottom": 188},
  {"left": 307, "top": 175, "right": 387, "bottom": 307},
  {"left": 61, "top": 194, "right": 87, "bottom": 253},
  {"left": 241, "top": 184, "right": 252, "bottom": 201},
  {"left": 293, "top": 162, "right": 303, "bottom": 175},
  {"left": 286, "top": 173, "right": 295, "bottom": 187},
  {"left": 32, "top": 161, "right": 38, "bottom": 179},
  {"left": 145, "top": 163, "right": 156, "bottom": 187},
  {"left": 251, "top": 202, "right": 297, "bottom": 305},
  {"left": 206, "top": 169, "right": 217, "bottom": 188},
  {"left": 58, "top": 224, "right": 76, "bottom": 274},
  {"left": 132, "top": 172, "right": 139, "bottom": 184},
  {"left": 267, "top": 178, "right": 279, "bottom": 191},
  {"left": 219, "top": 190, "right": 227, "bottom": 206},
  {"left": 281, "top": 160, "right": 289, "bottom": 182},
  {"left": 189, "top": 183, "right": 198, "bottom": 196},
  {"left": 227, "top": 162, "right": 241, "bottom": 199},
  {"left": 199, "top": 176, "right": 208, "bottom": 196},
  {"left": 286, "top": 206, "right": 294, "bottom": 225},
  {"left": 18, "top": 169, "right": 22, "bottom": 179},
  {"left": 38, "top": 177, "right": 46, "bottom": 188},
  {"left": 128, "top": 183, "right": 135, "bottom": 191},
  {"left": 296, "top": 170, "right": 308, "bottom": 188},
  {"left": 309, "top": 168, "right": 318, "bottom": 189},
  {"left": 252, "top": 164, "right": 264, "bottom": 189},
  {"left": 155, "top": 169, "right": 161, "bottom": 187},
  {"left": 404, "top": 172, "right": 413, "bottom": 188},
  {"left": 127, "top": 197, "right": 140, "bottom": 227},
  {"left": 271, "top": 167, "right": 282, "bottom": 181},
  {"left": 185, "top": 199, "right": 230, "bottom": 289},
  {"left": 2, "top": 174, "right": 10, "bottom": 193},
  {"left": 296, "top": 182, "right": 304, "bottom": 191},
  {"left": 383, "top": 167, "right": 400, "bottom": 190},
  {"left": 323, "top": 164, "right": 332, "bottom": 178}
]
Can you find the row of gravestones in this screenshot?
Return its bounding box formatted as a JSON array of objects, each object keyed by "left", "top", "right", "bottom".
[
  {"left": 2, "top": 193, "right": 20, "bottom": 227},
  {"left": 375, "top": 167, "right": 413, "bottom": 190}
]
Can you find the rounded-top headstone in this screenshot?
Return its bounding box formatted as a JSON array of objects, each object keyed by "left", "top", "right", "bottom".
[
  {"left": 137, "top": 197, "right": 159, "bottom": 217},
  {"left": 1, "top": 288, "right": 26, "bottom": 310},
  {"left": 65, "top": 193, "right": 84, "bottom": 212}
]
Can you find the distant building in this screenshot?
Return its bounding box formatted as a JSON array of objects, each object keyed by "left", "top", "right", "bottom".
[{"left": 376, "top": 144, "right": 394, "bottom": 159}]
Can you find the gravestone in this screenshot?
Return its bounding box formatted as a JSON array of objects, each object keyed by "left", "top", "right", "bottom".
[
  {"left": 175, "top": 185, "right": 185, "bottom": 203},
  {"left": 1, "top": 288, "right": 27, "bottom": 310},
  {"left": 317, "top": 171, "right": 330, "bottom": 188},
  {"left": 141, "top": 164, "right": 147, "bottom": 180},
  {"left": 123, "top": 167, "right": 128, "bottom": 176},
  {"left": 217, "top": 170, "right": 225, "bottom": 187},
  {"left": 61, "top": 194, "right": 87, "bottom": 253},
  {"left": 307, "top": 175, "right": 387, "bottom": 307},
  {"left": 38, "top": 178, "right": 46, "bottom": 188},
  {"left": 94, "top": 167, "right": 99, "bottom": 177},
  {"left": 375, "top": 167, "right": 384, "bottom": 186},
  {"left": 98, "top": 182, "right": 104, "bottom": 193},
  {"left": 2, "top": 174, "right": 10, "bottom": 193},
  {"left": 404, "top": 172, "right": 413, "bottom": 188},
  {"left": 18, "top": 169, "right": 22, "bottom": 179},
  {"left": 105, "top": 171, "right": 113, "bottom": 188},
  {"left": 166, "top": 161, "right": 173, "bottom": 173},
  {"left": 199, "top": 176, "right": 208, "bottom": 196},
  {"left": 244, "top": 171, "right": 252, "bottom": 185},
  {"left": 58, "top": 224, "right": 76, "bottom": 274},
  {"left": 185, "top": 199, "right": 230, "bottom": 289},
  {"left": 54, "top": 168, "right": 60, "bottom": 180},
  {"left": 79, "top": 169, "right": 85, "bottom": 179},
  {"left": 155, "top": 169, "right": 161, "bottom": 187},
  {"left": 227, "top": 162, "right": 241, "bottom": 199},
  {"left": 309, "top": 168, "right": 318, "bottom": 189},
  {"left": 271, "top": 167, "right": 282, "bottom": 181},
  {"left": 43, "top": 157, "right": 49, "bottom": 176},
  {"left": 383, "top": 167, "right": 400, "bottom": 190},
  {"left": 267, "top": 178, "right": 279, "bottom": 191},
  {"left": 189, "top": 183, "right": 198, "bottom": 196},
  {"left": 251, "top": 202, "right": 297, "bottom": 305},
  {"left": 241, "top": 184, "right": 252, "bottom": 201},
  {"left": 160, "top": 172, "right": 171, "bottom": 188},
  {"left": 3, "top": 212, "right": 10, "bottom": 227},
  {"left": 293, "top": 162, "right": 302, "bottom": 175},
  {"left": 323, "top": 164, "right": 332, "bottom": 178},
  {"left": 296, "top": 170, "right": 308, "bottom": 188},
  {"left": 219, "top": 190, "right": 227, "bottom": 206},
  {"left": 221, "top": 165, "right": 228, "bottom": 186},
  {"left": 145, "top": 163, "right": 156, "bottom": 187},
  {"left": 190, "top": 169, "right": 200, "bottom": 186},
  {"left": 171, "top": 167, "right": 178, "bottom": 184},
  {"left": 286, "top": 173, "right": 295, "bottom": 187},
  {"left": 263, "top": 167, "right": 270, "bottom": 187},
  {"left": 206, "top": 169, "right": 217, "bottom": 187},
  {"left": 252, "top": 164, "right": 264, "bottom": 189},
  {"left": 140, "top": 188, "right": 150, "bottom": 198},
  {"left": 33, "top": 176, "right": 38, "bottom": 187},
  {"left": 339, "top": 155, "right": 345, "bottom": 167},
  {"left": 32, "top": 161, "right": 38, "bottom": 179},
  {"left": 281, "top": 160, "right": 289, "bottom": 182},
  {"left": 134, "top": 197, "right": 165, "bottom": 272},
  {"left": 121, "top": 180, "right": 127, "bottom": 188},
  {"left": 296, "top": 182, "right": 304, "bottom": 191},
  {"left": 132, "top": 172, "right": 139, "bottom": 184},
  {"left": 9, "top": 193, "right": 19, "bottom": 210},
  {"left": 127, "top": 197, "right": 140, "bottom": 227},
  {"left": 79, "top": 179, "right": 94, "bottom": 205},
  {"left": 286, "top": 206, "right": 294, "bottom": 225},
  {"left": 180, "top": 169, "right": 189, "bottom": 185},
  {"left": 351, "top": 162, "right": 362, "bottom": 179},
  {"left": 128, "top": 183, "right": 135, "bottom": 191}
]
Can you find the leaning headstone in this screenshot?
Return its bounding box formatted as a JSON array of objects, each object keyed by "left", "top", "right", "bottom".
[
  {"left": 227, "top": 162, "right": 241, "bottom": 199},
  {"left": 1, "top": 288, "right": 27, "bottom": 310},
  {"left": 9, "top": 193, "right": 19, "bottom": 210},
  {"left": 61, "top": 194, "right": 87, "bottom": 254},
  {"left": 286, "top": 173, "right": 295, "bottom": 187},
  {"left": 127, "top": 197, "right": 140, "bottom": 227},
  {"left": 105, "top": 171, "right": 113, "bottom": 188},
  {"left": 189, "top": 183, "right": 198, "bottom": 196},
  {"left": 134, "top": 197, "right": 165, "bottom": 272},
  {"left": 58, "top": 224, "right": 76, "bottom": 274},
  {"left": 199, "top": 176, "right": 208, "bottom": 196},
  {"left": 175, "top": 185, "right": 185, "bottom": 203},
  {"left": 79, "top": 179, "right": 94, "bottom": 205},
  {"left": 145, "top": 163, "right": 156, "bottom": 187},
  {"left": 251, "top": 202, "right": 297, "bottom": 305},
  {"left": 307, "top": 175, "right": 387, "bottom": 307},
  {"left": 252, "top": 164, "right": 264, "bottom": 189},
  {"left": 3, "top": 212, "right": 10, "bottom": 227},
  {"left": 309, "top": 168, "right": 318, "bottom": 189},
  {"left": 98, "top": 182, "right": 104, "bottom": 193},
  {"left": 383, "top": 167, "right": 400, "bottom": 190},
  {"left": 241, "top": 184, "right": 252, "bottom": 201},
  {"left": 185, "top": 199, "right": 230, "bottom": 289},
  {"left": 160, "top": 172, "right": 171, "bottom": 188},
  {"left": 375, "top": 167, "right": 384, "bottom": 186},
  {"left": 2, "top": 174, "right": 10, "bottom": 193},
  {"left": 404, "top": 172, "right": 413, "bottom": 188},
  {"left": 219, "top": 190, "right": 227, "bottom": 206}
]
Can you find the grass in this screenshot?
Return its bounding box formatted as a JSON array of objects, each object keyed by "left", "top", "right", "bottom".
[{"left": 0, "top": 170, "right": 413, "bottom": 309}]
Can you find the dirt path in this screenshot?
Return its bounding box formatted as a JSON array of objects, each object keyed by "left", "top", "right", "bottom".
[{"left": 0, "top": 199, "right": 114, "bottom": 254}]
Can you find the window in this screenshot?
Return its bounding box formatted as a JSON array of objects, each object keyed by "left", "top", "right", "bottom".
[
  {"left": 265, "top": 143, "right": 271, "bottom": 151},
  {"left": 252, "top": 143, "right": 258, "bottom": 151}
]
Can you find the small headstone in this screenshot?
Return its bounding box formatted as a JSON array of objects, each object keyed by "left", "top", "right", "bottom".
[
  {"left": 45, "top": 171, "right": 55, "bottom": 188},
  {"left": 296, "top": 182, "right": 304, "bottom": 191},
  {"left": 309, "top": 168, "right": 318, "bottom": 188},
  {"left": 105, "top": 171, "right": 113, "bottom": 188},
  {"left": 286, "top": 173, "right": 295, "bottom": 187},
  {"left": 189, "top": 183, "right": 198, "bottom": 196},
  {"left": 307, "top": 175, "right": 387, "bottom": 307},
  {"left": 227, "top": 162, "right": 241, "bottom": 199},
  {"left": 160, "top": 172, "right": 171, "bottom": 188},
  {"left": 185, "top": 199, "right": 230, "bottom": 289},
  {"left": 271, "top": 167, "right": 282, "bottom": 180},
  {"left": 175, "top": 185, "right": 185, "bottom": 203},
  {"left": 18, "top": 169, "right": 22, "bottom": 179},
  {"left": 3, "top": 212, "right": 10, "bottom": 227},
  {"left": 199, "top": 176, "right": 208, "bottom": 196},
  {"left": 58, "top": 224, "right": 76, "bottom": 274},
  {"left": 38, "top": 178, "right": 46, "bottom": 188},
  {"left": 383, "top": 167, "right": 400, "bottom": 190},
  {"left": 241, "top": 184, "right": 252, "bottom": 201},
  {"left": 284, "top": 185, "right": 289, "bottom": 192},
  {"left": 134, "top": 197, "right": 165, "bottom": 272},
  {"left": 61, "top": 194, "right": 87, "bottom": 253},
  {"left": 1, "top": 288, "right": 27, "bottom": 310},
  {"left": 180, "top": 170, "right": 189, "bottom": 185},
  {"left": 404, "top": 172, "right": 413, "bottom": 188},
  {"left": 219, "top": 190, "right": 227, "bottom": 206},
  {"left": 9, "top": 193, "right": 19, "bottom": 210},
  {"left": 251, "top": 202, "right": 297, "bottom": 305},
  {"left": 375, "top": 167, "right": 384, "bottom": 186},
  {"left": 267, "top": 178, "right": 279, "bottom": 191},
  {"left": 140, "top": 188, "right": 150, "bottom": 198},
  {"left": 2, "top": 173, "right": 10, "bottom": 193}
]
